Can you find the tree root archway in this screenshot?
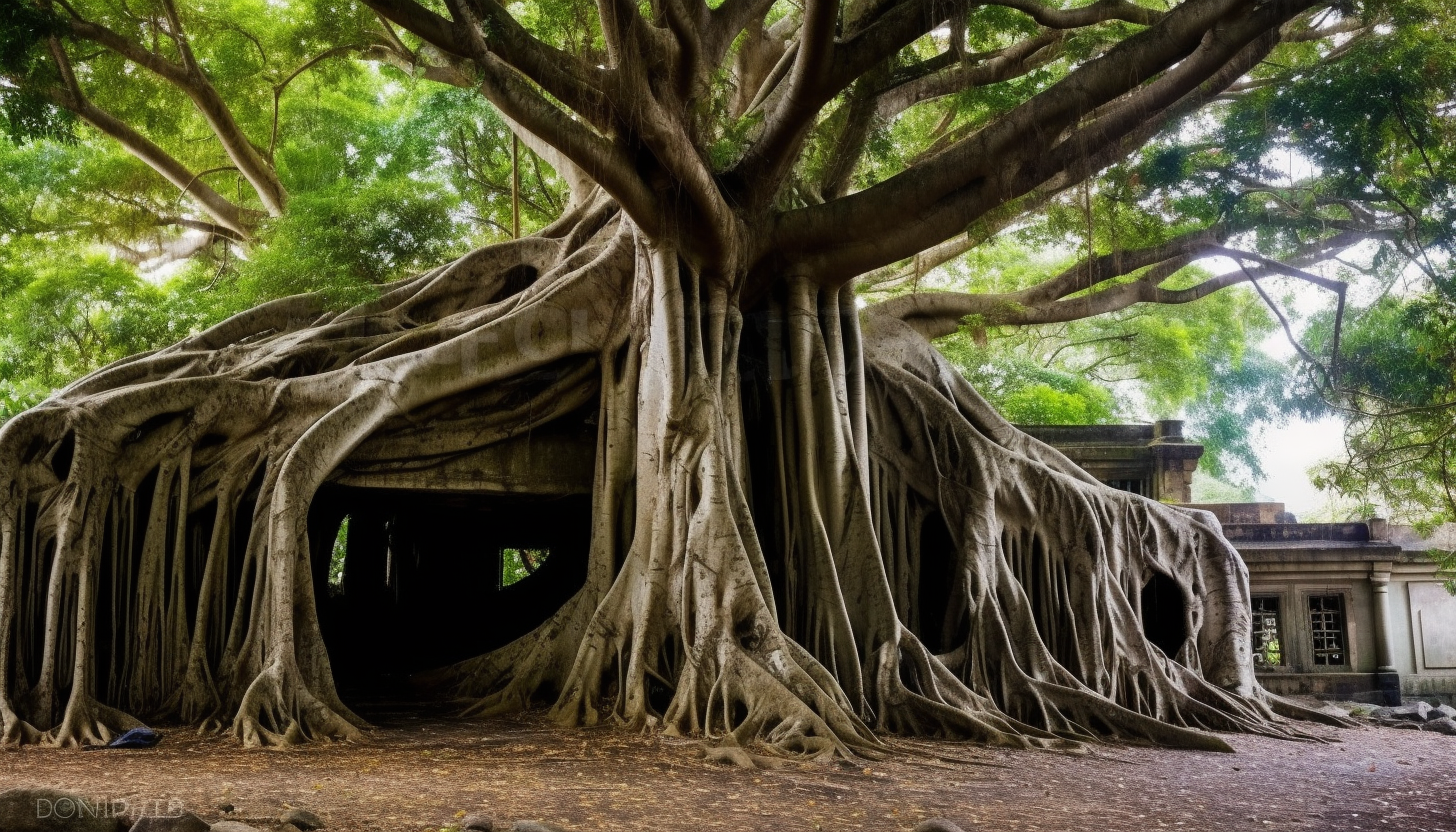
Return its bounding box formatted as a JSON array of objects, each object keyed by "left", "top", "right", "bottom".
[
  {"left": 0, "top": 198, "right": 1342, "bottom": 753},
  {"left": 310, "top": 487, "right": 594, "bottom": 709}
]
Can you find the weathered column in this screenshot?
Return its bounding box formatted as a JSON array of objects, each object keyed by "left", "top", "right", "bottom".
[
  {"left": 1149, "top": 420, "right": 1203, "bottom": 504},
  {"left": 1370, "top": 556, "right": 1401, "bottom": 705}
]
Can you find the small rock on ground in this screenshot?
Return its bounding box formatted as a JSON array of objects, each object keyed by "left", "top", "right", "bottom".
[
  {"left": 1423, "top": 716, "right": 1456, "bottom": 735},
  {"left": 913, "top": 821, "right": 968, "bottom": 832},
  {"left": 131, "top": 813, "right": 211, "bottom": 832},
  {"left": 0, "top": 788, "right": 125, "bottom": 832},
  {"left": 210, "top": 821, "right": 263, "bottom": 832},
  {"left": 1371, "top": 702, "right": 1432, "bottom": 722},
  {"left": 460, "top": 815, "right": 496, "bottom": 831},
  {"left": 280, "top": 808, "right": 325, "bottom": 830}
]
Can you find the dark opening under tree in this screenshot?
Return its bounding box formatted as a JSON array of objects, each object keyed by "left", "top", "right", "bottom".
[{"left": 4, "top": 0, "right": 1429, "bottom": 753}]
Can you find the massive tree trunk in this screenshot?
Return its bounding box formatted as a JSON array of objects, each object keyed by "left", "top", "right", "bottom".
[{"left": 0, "top": 193, "right": 1336, "bottom": 752}]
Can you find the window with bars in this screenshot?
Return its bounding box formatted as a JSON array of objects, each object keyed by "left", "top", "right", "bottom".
[
  {"left": 1104, "top": 479, "right": 1147, "bottom": 496},
  {"left": 1251, "top": 596, "right": 1282, "bottom": 667},
  {"left": 1309, "top": 594, "right": 1347, "bottom": 666}
]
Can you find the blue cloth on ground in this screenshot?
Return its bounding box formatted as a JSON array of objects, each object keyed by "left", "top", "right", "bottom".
[{"left": 106, "top": 727, "right": 162, "bottom": 748}]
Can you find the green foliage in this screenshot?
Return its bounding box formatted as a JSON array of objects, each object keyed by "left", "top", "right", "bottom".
[
  {"left": 940, "top": 344, "right": 1117, "bottom": 425},
  {"left": 1309, "top": 294, "right": 1456, "bottom": 531},
  {"left": 0, "top": 7, "right": 572, "bottom": 412},
  {"left": 235, "top": 176, "right": 470, "bottom": 308},
  {"left": 1190, "top": 472, "right": 1258, "bottom": 504},
  {"left": 500, "top": 547, "right": 550, "bottom": 588},
  {"left": 0, "top": 2, "right": 72, "bottom": 144},
  {"left": 402, "top": 86, "right": 568, "bottom": 236},
  {"left": 329, "top": 517, "right": 349, "bottom": 592},
  {"left": 924, "top": 241, "right": 1282, "bottom": 483},
  {"left": 0, "top": 254, "right": 198, "bottom": 388}
]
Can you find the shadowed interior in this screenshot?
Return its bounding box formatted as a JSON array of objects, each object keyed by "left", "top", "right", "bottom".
[
  {"left": 1140, "top": 571, "right": 1190, "bottom": 660},
  {"left": 308, "top": 487, "right": 592, "bottom": 707}
]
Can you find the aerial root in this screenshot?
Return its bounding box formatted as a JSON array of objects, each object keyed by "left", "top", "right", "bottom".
[
  {"left": 451, "top": 595, "right": 596, "bottom": 719},
  {"left": 47, "top": 695, "right": 144, "bottom": 749},
  {"left": 870, "top": 635, "right": 1077, "bottom": 750},
  {"left": 670, "top": 636, "right": 881, "bottom": 763},
  {"left": 699, "top": 741, "right": 793, "bottom": 769},
  {"left": 1258, "top": 689, "right": 1358, "bottom": 731},
  {"left": 232, "top": 658, "right": 363, "bottom": 748},
  {"left": 0, "top": 705, "right": 43, "bottom": 746}
]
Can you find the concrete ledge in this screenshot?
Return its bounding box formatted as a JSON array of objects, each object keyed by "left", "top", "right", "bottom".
[
  {"left": 1401, "top": 676, "right": 1456, "bottom": 705},
  {"left": 1256, "top": 671, "right": 1392, "bottom": 704},
  {"left": 1225, "top": 523, "right": 1371, "bottom": 543}
]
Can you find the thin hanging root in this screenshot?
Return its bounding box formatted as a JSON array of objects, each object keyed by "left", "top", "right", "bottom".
[{"left": 869, "top": 636, "right": 1073, "bottom": 750}]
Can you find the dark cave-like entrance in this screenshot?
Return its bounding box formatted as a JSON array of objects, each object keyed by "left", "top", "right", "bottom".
[
  {"left": 1139, "top": 571, "right": 1189, "bottom": 659},
  {"left": 307, "top": 487, "right": 592, "bottom": 708},
  {"left": 916, "top": 508, "right": 964, "bottom": 654}
]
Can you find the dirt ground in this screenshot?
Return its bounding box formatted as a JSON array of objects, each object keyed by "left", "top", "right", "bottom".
[{"left": 2, "top": 702, "right": 1453, "bottom": 832}]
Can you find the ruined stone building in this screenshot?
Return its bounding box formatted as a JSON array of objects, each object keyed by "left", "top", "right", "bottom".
[{"left": 1023, "top": 422, "right": 1456, "bottom": 707}]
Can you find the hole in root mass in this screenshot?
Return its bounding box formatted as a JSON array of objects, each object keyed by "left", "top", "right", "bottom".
[{"left": 308, "top": 487, "right": 590, "bottom": 712}]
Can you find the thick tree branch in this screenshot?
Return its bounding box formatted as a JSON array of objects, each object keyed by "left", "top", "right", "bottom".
[
  {"left": 771, "top": 0, "right": 1314, "bottom": 286},
  {"left": 815, "top": 31, "right": 1061, "bottom": 202},
  {"left": 1022, "top": 226, "right": 1229, "bottom": 305},
  {"left": 731, "top": 0, "right": 1037, "bottom": 209},
  {"left": 44, "top": 43, "right": 255, "bottom": 239},
  {"left": 985, "top": 0, "right": 1164, "bottom": 29},
  {"left": 420, "top": 1, "right": 659, "bottom": 232},
  {"left": 721, "top": 0, "right": 846, "bottom": 205},
  {"left": 706, "top": 0, "right": 780, "bottom": 74},
  {"left": 63, "top": 15, "right": 287, "bottom": 215},
  {"left": 363, "top": 0, "right": 608, "bottom": 128},
  {"left": 816, "top": 75, "right": 883, "bottom": 201},
  {"left": 874, "top": 32, "right": 1063, "bottom": 120},
  {"left": 874, "top": 228, "right": 1361, "bottom": 342}
]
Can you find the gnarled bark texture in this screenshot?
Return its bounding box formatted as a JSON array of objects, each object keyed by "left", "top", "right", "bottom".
[{"left": 0, "top": 196, "right": 1333, "bottom": 752}]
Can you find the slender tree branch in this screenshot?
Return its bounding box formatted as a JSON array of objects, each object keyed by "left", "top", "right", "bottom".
[
  {"left": 270, "top": 44, "right": 363, "bottom": 160},
  {"left": 872, "top": 32, "right": 1063, "bottom": 121},
  {"left": 43, "top": 42, "right": 255, "bottom": 239},
  {"left": 63, "top": 13, "right": 287, "bottom": 215},
  {"left": 1045, "top": 333, "right": 1136, "bottom": 367},
  {"left": 873, "top": 228, "right": 1355, "bottom": 341},
  {"left": 1236, "top": 259, "right": 1339, "bottom": 392}
]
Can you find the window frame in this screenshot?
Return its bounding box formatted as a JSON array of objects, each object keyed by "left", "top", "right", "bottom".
[
  {"left": 1250, "top": 594, "right": 1285, "bottom": 669},
  {"left": 1306, "top": 592, "right": 1351, "bottom": 669}
]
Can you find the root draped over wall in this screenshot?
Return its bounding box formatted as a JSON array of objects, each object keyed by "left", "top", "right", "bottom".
[{"left": 0, "top": 199, "right": 1336, "bottom": 751}]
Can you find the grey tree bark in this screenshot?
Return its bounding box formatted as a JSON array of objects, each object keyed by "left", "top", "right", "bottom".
[{"left": 0, "top": 191, "right": 1338, "bottom": 753}]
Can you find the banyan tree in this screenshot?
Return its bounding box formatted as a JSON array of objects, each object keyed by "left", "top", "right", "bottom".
[{"left": 0, "top": 0, "right": 1363, "bottom": 752}]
